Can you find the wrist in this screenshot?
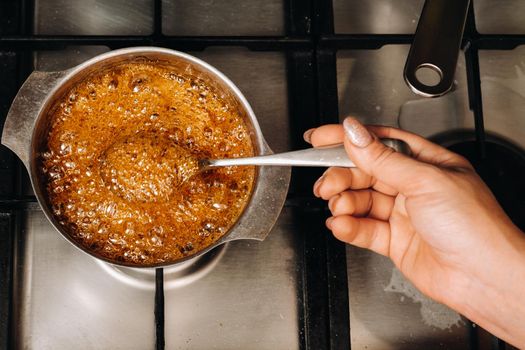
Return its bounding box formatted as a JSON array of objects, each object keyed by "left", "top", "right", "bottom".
[{"left": 446, "top": 226, "right": 525, "bottom": 348}]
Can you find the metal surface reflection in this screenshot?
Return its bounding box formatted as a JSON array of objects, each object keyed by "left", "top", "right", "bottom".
[
  {"left": 13, "top": 206, "right": 156, "bottom": 349},
  {"left": 162, "top": 0, "right": 285, "bottom": 36},
  {"left": 474, "top": 0, "right": 525, "bottom": 34},
  {"left": 34, "top": 0, "right": 153, "bottom": 35},
  {"left": 333, "top": 0, "right": 424, "bottom": 34}
]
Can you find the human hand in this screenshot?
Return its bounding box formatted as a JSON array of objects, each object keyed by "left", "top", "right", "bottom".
[{"left": 306, "top": 117, "right": 525, "bottom": 347}]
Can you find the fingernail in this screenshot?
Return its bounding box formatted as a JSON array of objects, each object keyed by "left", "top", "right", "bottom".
[
  {"left": 313, "top": 175, "right": 325, "bottom": 197},
  {"left": 303, "top": 128, "right": 315, "bottom": 144},
  {"left": 328, "top": 194, "right": 340, "bottom": 212},
  {"left": 343, "top": 117, "right": 373, "bottom": 148},
  {"left": 326, "top": 216, "right": 334, "bottom": 229}
]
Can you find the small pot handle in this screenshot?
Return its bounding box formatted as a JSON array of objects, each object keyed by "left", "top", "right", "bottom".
[
  {"left": 217, "top": 140, "right": 291, "bottom": 243},
  {"left": 1, "top": 70, "right": 68, "bottom": 171},
  {"left": 404, "top": 0, "right": 470, "bottom": 97}
]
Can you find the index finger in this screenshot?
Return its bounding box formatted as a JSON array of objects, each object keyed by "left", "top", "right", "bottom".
[
  {"left": 367, "top": 125, "right": 473, "bottom": 170},
  {"left": 307, "top": 124, "right": 345, "bottom": 147},
  {"left": 307, "top": 124, "right": 397, "bottom": 195},
  {"left": 307, "top": 123, "right": 472, "bottom": 170}
]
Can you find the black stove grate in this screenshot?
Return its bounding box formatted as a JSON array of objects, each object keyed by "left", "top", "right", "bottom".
[{"left": 1, "top": 0, "right": 523, "bottom": 349}]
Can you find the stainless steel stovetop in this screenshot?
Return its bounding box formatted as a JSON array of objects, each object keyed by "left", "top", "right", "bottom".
[{"left": 2, "top": 0, "right": 525, "bottom": 349}]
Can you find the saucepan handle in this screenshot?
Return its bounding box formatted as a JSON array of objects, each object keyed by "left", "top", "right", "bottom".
[
  {"left": 1, "top": 70, "right": 68, "bottom": 171},
  {"left": 217, "top": 139, "right": 291, "bottom": 243},
  {"left": 404, "top": 0, "right": 470, "bottom": 97}
]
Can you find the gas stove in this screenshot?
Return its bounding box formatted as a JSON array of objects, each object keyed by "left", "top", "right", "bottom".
[{"left": 1, "top": 0, "right": 524, "bottom": 349}]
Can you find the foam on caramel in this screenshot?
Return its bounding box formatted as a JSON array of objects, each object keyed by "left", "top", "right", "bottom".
[{"left": 40, "top": 59, "right": 255, "bottom": 265}]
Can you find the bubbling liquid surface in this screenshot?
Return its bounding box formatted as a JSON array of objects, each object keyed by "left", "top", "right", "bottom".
[{"left": 40, "top": 60, "right": 255, "bottom": 265}]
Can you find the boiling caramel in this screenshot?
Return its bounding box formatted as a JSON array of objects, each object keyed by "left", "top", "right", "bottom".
[{"left": 40, "top": 59, "right": 255, "bottom": 265}]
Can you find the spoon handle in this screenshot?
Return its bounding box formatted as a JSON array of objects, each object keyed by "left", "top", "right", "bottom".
[
  {"left": 208, "top": 144, "right": 353, "bottom": 168},
  {"left": 205, "top": 139, "right": 407, "bottom": 169}
]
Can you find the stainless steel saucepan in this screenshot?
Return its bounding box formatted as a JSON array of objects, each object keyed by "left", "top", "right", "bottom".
[{"left": 1, "top": 47, "right": 291, "bottom": 268}]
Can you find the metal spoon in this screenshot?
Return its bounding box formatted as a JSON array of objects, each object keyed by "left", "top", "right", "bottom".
[
  {"left": 175, "top": 139, "right": 406, "bottom": 186},
  {"left": 200, "top": 144, "right": 353, "bottom": 170},
  {"left": 199, "top": 139, "right": 406, "bottom": 171}
]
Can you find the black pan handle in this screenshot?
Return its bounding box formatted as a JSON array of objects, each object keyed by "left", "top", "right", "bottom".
[{"left": 404, "top": 0, "right": 470, "bottom": 97}]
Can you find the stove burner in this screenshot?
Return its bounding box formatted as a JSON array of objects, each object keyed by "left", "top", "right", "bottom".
[
  {"left": 433, "top": 131, "right": 525, "bottom": 231},
  {"left": 96, "top": 244, "right": 228, "bottom": 290}
]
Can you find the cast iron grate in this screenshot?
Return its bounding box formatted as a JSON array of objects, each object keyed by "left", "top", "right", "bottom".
[{"left": 1, "top": 0, "right": 524, "bottom": 349}]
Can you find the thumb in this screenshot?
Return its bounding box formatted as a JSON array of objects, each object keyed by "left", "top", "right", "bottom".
[{"left": 343, "top": 117, "right": 434, "bottom": 195}]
